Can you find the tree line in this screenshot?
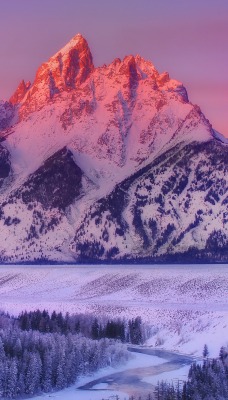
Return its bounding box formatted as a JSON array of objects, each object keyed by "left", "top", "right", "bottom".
[{"left": 18, "top": 309, "right": 149, "bottom": 344}]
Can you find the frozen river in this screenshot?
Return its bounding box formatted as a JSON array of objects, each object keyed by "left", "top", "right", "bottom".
[{"left": 78, "top": 346, "right": 194, "bottom": 398}]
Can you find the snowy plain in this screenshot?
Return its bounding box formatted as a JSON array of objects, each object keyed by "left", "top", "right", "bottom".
[{"left": 0, "top": 264, "right": 227, "bottom": 399}]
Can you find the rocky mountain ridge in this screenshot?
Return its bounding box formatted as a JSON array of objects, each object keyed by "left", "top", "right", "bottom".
[{"left": 0, "top": 34, "right": 227, "bottom": 263}]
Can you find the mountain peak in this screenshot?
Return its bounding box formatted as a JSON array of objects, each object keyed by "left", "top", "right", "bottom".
[
  {"left": 41, "top": 33, "right": 94, "bottom": 89},
  {"left": 54, "top": 33, "right": 91, "bottom": 59},
  {"left": 16, "top": 34, "right": 94, "bottom": 117}
]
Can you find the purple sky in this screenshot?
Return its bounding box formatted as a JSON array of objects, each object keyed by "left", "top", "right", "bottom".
[{"left": 0, "top": 0, "right": 227, "bottom": 136}]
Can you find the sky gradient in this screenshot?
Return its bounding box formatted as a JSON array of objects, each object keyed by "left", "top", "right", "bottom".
[{"left": 0, "top": 0, "right": 227, "bottom": 136}]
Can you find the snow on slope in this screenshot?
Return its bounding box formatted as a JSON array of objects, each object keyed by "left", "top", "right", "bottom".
[
  {"left": 0, "top": 265, "right": 228, "bottom": 357},
  {"left": 72, "top": 139, "right": 228, "bottom": 261},
  {"left": 213, "top": 129, "right": 228, "bottom": 144}
]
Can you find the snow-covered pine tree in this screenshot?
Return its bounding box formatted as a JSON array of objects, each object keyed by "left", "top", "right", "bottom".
[{"left": 203, "top": 344, "right": 209, "bottom": 358}]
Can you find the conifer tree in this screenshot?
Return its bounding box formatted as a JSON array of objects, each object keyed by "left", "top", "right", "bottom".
[
  {"left": 5, "top": 359, "right": 17, "bottom": 399},
  {"left": 203, "top": 344, "right": 209, "bottom": 358}
]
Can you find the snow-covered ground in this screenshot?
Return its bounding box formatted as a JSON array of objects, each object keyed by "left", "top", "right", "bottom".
[{"left": 0, "top": 264, "right": 228, "bottom": 358}]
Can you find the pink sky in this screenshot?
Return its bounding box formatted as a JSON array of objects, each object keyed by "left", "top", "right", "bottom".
[{"left": 0, "top": 0, "right": 227, "bottom": 136}]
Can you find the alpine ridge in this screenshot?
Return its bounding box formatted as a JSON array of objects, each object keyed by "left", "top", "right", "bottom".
[{"left": 0, "top": 34, "right": 227, "bottom": 264}]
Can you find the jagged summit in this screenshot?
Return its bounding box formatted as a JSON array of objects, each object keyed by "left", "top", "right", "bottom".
[
  {"left": 56, "top": 33, "right": 90, "bottom": 57},
  {"left": 9, "top": 33, "right": 190, "bottom": 120},
  {"left": 12, "top": 34, "right": 94, "bottom": 118},
  {"left": 46, "top": 32, "right": 94, "bottom": 87},
  {"left": 9, "top": 35, "right": 92, "bottom": 107}
]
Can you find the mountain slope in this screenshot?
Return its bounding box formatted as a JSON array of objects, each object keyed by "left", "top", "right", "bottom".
[
  {"left": 0, "top": 33, "right": 227, "bottom": 263},
  {"left": 72, "top": 140, "right": 228, "bottom": 262},
  {"left": 0, "top": 100, "right": 14, "bottom": 132},
  {"left": 0, "top": 143, "right": 11, "bottom": 189}
]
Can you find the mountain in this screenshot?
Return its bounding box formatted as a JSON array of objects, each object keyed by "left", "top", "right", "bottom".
[{"left": 0, "top": 34, "right": 227, "bottom": 263}]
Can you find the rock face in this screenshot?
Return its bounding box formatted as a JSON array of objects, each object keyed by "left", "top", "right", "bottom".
[
  {"left": 9, "top": 80, "right": 31, "bottom": 105},
  {"left": 18, "top": 34, "right": 94, "bottom": 119},
  {"left": 15, "top": 147, "right": 84, "bottom": 210},
  {"left": 0, "top": 34, "right": 226, "bottom": 264},
  {"left": 0, "top": 144, "right": 11, "bottom": 188},
  {"left": 0, "top": 101, "right": 14, "bottom": 132}
]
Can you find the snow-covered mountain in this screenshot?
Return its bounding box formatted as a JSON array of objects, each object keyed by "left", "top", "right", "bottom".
[{"left": 0, "top": 34, "right": 227, "bottom": 263}]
